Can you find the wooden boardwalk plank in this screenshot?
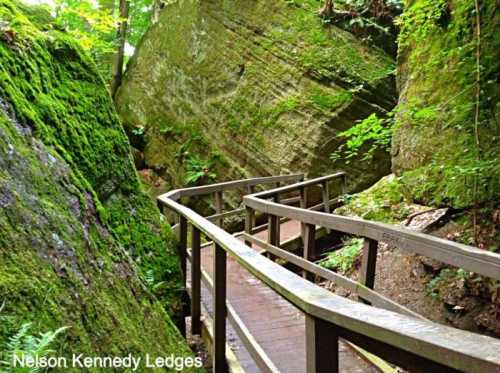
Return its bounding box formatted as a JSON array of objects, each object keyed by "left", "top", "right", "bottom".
[{"left": 196, "top": 220, "right": 377, "bottom": 372}]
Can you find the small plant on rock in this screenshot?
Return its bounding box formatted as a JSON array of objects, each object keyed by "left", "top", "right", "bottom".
[{"left": 319, "top": 237, "right": 364, "bottom": 273}]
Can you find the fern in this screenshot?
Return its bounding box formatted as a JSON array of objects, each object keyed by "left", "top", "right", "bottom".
[
  {"left": 184, "top": 156, "right": 216, "bottom": 185},
  {"left": 0, "top": 319, "right": 68, "bottom": 373}
]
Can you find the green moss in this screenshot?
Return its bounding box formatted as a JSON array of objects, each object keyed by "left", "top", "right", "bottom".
[
  {"left": 116, "top": 0, "right": 395, "bottom": 191},
  {"left": 0, "top": 0, "right": 194, "bottom": 365},
  {"left": 393, "top": 0, "right": 499, "bottom": 208},
  {"left": 319, "top": 237, "right": 363, "bottom": 273},
  {"left": 307, "top": 87, "right": 353, "bottom": 112},
  {"left": 336, "top": 175, "right": 412, "bottom": 223}
]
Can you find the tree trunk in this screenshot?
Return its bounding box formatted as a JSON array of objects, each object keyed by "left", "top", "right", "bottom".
[
  {"left": 110, "top": 0, "right": 129, "bottom": 98},
  {"left": 97, "top": 0, "right": 116, "bottom": 80},
  {"left": 319, "top": 0, "right": 334, "bottom": 18}
]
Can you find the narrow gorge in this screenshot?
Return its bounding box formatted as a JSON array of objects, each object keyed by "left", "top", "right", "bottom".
[{"left": 0, "top": 0, "right": 498, "bottom": 371}]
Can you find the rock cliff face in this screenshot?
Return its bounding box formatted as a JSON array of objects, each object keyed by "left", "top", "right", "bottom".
[
  {"left": 116, "top": 0, "right": 396, "bottom": 194},
  {"left": 392, "top": 0, "right": 499, "bottom": 208},
  {"left": 0, "top": 0, "right": 190, "bottom": 362}
]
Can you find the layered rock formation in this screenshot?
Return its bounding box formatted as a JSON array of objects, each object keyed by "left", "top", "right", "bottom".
[
  {"left": 392, "top": 0, "right": 499, "bottom": 207},
  {"left": 0, "top": 0, "right": 191, "bottom": 362},
  {"left": 116, "top": 0, "right": 397, "bottom": 194}
]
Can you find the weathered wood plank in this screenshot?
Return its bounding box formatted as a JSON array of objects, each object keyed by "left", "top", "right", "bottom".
[
  {"left": 243, "top": 195, "right": 500, "bottom": 280},
  {"left": 191, "top": 226, "right": 202, "bottom": 335},
  {"left": 306, "top": 315, "right": 339, "bottom": 373},
  {"left": 164, "top": 174, "right": 304, "bottom": 201},
  {"left": 193, "top": 261, "right": 279, "bottom": 373},
  {"left": 241, "top": 233, "right": 422, "bottom": 320},
  {"left": 254, "top": 172, "right": 346, "bottom": 199},
  {"left": 213, "top": 243, "right": 227, "bottom": 373},
  {"left": 359, "top": 238, "right": 378, "bottom": 304}
]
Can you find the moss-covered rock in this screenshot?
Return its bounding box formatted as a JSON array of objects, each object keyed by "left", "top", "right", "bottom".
[
  {"left": 0, "top": 0, "right": 193, "bottom": 365},
  {"left": 116, "top": 0, "right": 396, "bottom": 193},
  {"left": 392, "top": 0, "right": 499, "bottom": 208}
]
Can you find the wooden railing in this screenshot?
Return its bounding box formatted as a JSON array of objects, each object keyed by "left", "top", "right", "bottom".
[{"left": 158, "top": 174, "right": 500, "bottom": 373}]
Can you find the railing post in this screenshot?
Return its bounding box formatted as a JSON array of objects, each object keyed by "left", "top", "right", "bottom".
[
  {"left": 215, "top": 191, "right": 224, "bottom": 227},
  {"left": 300, "top": 186, "right": 308, "bottom": 245},
  {"left": 359, "top": 238, "right": 378, "bottom": 304},
  {"left": 178, "top": 215, "right": 188, "bottom": 337},
  {"left": 246, "top": 184, "right": 255, "bottom": 195},
  {"left": 244, "top": 207, "right": 254, "bottom": 247},
  {"left": 306, "top": 315, "right": 339, "bottom": 373},
  {"left": 273, "top": 193, "right": 281, "bottom": 245},
  {"left": 341, "top": 173, "right": 347, "bottom": 196},
  {"left": 321, "top": 180, "right": 330, "bottom": 234},
  {"left": 179, "top": 216, "right": 188, "bottom": 279},
  {"left": 303, "top": 223, "right": 316, "bottom": 281},
  {"left": 213, "top": 243, "right": 227, "bottom": 373},
  {"left": 191, "top": 226, "right": 201, "bottom": 335},
  {"left": 321, "top": 181, "right": 330, "bottom": 214},
  {"left": 268, "top": 214, "right": 279, "bottom": 247}
]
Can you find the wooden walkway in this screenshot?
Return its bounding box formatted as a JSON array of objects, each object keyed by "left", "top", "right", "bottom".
[
  {"left": 160, "top": 174, "right": 500, "bottom": 373},
  {"left": 196, "top": 220, "right": 376, "bottom": 372}
]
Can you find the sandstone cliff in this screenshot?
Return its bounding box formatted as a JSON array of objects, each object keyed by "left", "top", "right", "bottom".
[
  {"left": 116, "top": 0, "right": 397, "bottom": 194},
  {"left": 392, "top": 0, "right": 499, "bottom": 208}
]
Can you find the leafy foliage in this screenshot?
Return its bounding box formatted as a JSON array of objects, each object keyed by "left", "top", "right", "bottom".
[
  {"left": 53, "top": 0, "right": 118, "bottom": 77},
  {"left": 426, "top": 268, "right": 472, "bottom": 299},
  {"left": 330, "top": 112, "right": 393, "bottom": 163},
  {"left": 395, "top": 0, "right": 446, "bottom": 48},
  {"left": 393, "top": 0, "right": 499, "bottom": 208},
  {"left": 184, "top": 156, "right": 217, "bottom": 185},
  {"left": 319, "top": 237, "right": 364, "bottom": 273},
  {"left": 37, "top": 0, "right": 160, "bottom": 80},
  {"left": 320, "top": 0, "right": 403, "bottom": 38},
  {"left": 0, "top": 308, "right": 68, "bottom": 373}
]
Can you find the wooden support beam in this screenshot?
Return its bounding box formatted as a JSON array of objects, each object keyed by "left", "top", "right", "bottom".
[
  {"left": 244, "top": 207, "right": 254, "bottom": 247},
  {"left": 359, "top": 238, "right": 378, "bottom": 304},
  {"left": 303, "top": 223, "right": 316, "bottom": 281},
  {"left": 191, "top": 226, "right": 201, "bottom": 335},
  {"left": 173, "top": 212, "right": 179, "bottom": 234},
  {"left": 300, "top": 186, "right": 308, "bottom": 245},
  {"left": 178, "top": 215, "right": 188, "bottom": 337},
  {"left": 179, "top": 216, "right": 188, "bottom": 280},
  {"left": 246, "top": 184, "right": 256, "bottom": 195},
  {"left": 214, "top": 191, "right": 224, "bottom": 227},
  {"left": 267, "top": 214, "right": 279, "bottom": 247},
  {"left": 213, "top": 243, "right": 227, "bottom": 373},
  {"left": 321, "top": 181, "right": 330, "bottom": 234},
  {"left": 321, "top": 181, "right": 330, "bottom": 214},
  {"left": 341, "top": 173, "right": 347, "bottom": 196},
  {"left": 273, "top": 193, "right": 280, "bottom": 244},
  {"left": 306, "top": 315, "right": 339, "bottom": 373}
]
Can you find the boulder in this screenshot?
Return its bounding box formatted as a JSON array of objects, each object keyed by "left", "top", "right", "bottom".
[
  {"left": 116, "top": 0, "right": 397, "bottom": 192},
  {"left": 0, "top": 0, "right": 191, "bottom": 360}
]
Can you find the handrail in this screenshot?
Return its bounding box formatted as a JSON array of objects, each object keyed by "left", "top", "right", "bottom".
[
  {"left": 253, "top": 172, "right": 346, "bottom": 199},
  {"left": 244, "top": 192, "right": 500, "bottom": 280},
  {"left": 158, "top": 175, "right": 500, "bottom": 373},
  {"left": 239, "top": 233, "right": 423, "bottom": 320},
  {"left": 163, "top": 173, "right": 304, "bottom": 201}
]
